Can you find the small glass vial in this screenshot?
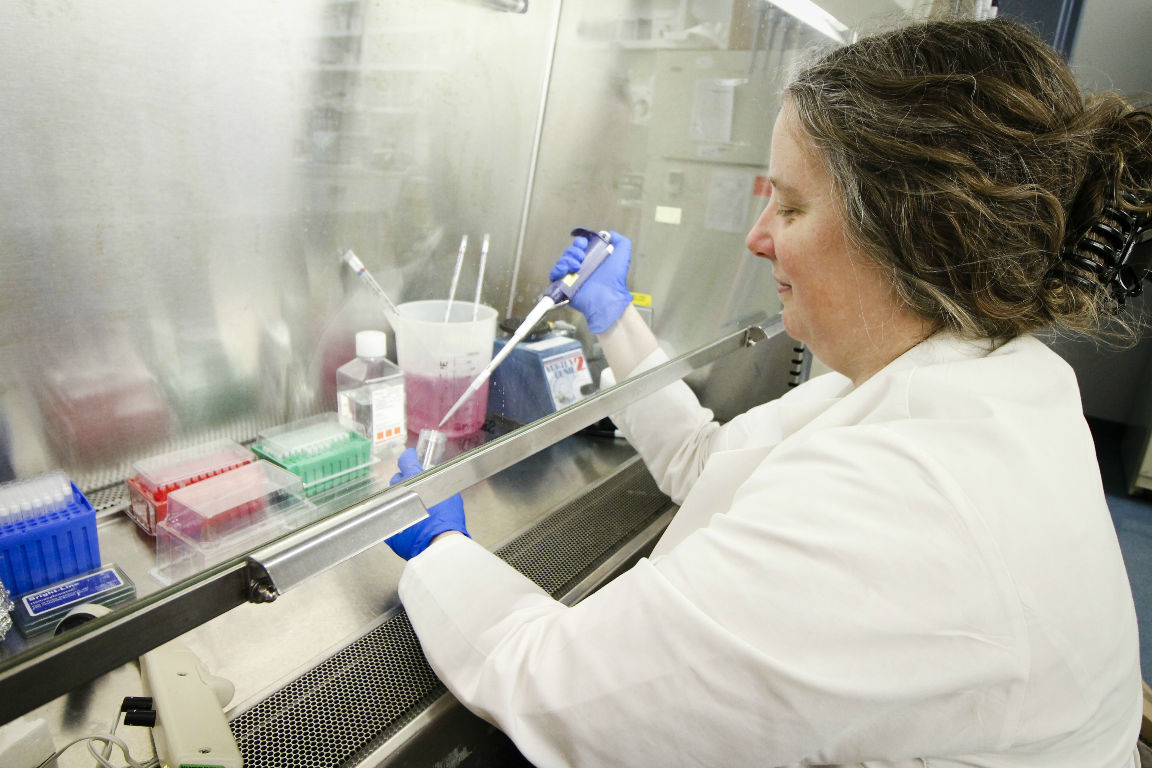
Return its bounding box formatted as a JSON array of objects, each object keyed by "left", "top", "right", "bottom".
[
  {"left": 337, "top": 330, "right": 406, "bottom": 458},
  {"left": 417, "top": 428, "right": 446, "bottom": 469}
]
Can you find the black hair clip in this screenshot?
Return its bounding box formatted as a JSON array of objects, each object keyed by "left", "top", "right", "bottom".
[{"left": 1059, "top": 192, "right": 1152, "bottom": 306}]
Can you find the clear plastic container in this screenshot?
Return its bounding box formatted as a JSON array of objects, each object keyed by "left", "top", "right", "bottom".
[
  {"left": 124, "top": 439, "right": 254, "bottom": 535},
  {"left": 252, "top": 413, "right": 373, "bottom": 496},
  {"left": 392, "top": 300, "right": 497, "bottom": 437},
  {"left": 337, "top": 330, "right": 406, "bottom": 458},
  {"left": 154, "top": 461, "right": 315, "bottom": 583}
]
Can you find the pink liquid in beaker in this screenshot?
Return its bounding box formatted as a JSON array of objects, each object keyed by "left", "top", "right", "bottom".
[{"left": 405, "top": 373, "right": 489, "bottom": 438}]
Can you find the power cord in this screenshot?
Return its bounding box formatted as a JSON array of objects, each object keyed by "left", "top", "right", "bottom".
[
  {"left": 33, "top": 733, "right": 156, "bottom": 768},
  {"left": 35, "top": 696, "right": 159, "bottom": 768},
  {"left": 90, "top": 697, "right": 125, "bottom": 767}
]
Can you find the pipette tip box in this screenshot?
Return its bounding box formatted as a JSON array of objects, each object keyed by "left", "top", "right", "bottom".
[
  {"left": 13, "top": 563, "right": 136, "bottom": 638},
  {"left": 154, "top": 461, "right": 314, "bottom": 584},
  {"left": 251, "top": 413, "right": 373, "bottom": 496},
  {"left": 0, "top": 472, "right": 101, "bottom": 596},
  {"left": 125, "top": 439, "right": 255, "bottom": 535}
]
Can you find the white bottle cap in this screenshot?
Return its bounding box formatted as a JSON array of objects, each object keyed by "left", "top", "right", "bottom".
[{"left": 355, "top": 330, "right": 389, "bottom": 358}]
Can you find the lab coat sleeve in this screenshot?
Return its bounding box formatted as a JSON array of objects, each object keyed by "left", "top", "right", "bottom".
[
  {"left": 607, "top": 348, "right": 792, "bottom": 504},
  {"left": 399, "top": 424, "right": 1027, "bottom": 767},
  {"left": 604, "top": 348, "right": 720, "bottom": 503},
  {"left": 401, "top": 534, "right": 785, "bottom": 768},
  {"left": 606, "top": 351, "right": 848, "bottom": 504}
]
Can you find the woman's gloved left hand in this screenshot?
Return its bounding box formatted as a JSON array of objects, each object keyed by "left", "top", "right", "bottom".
[{"left": 386, "top": 448, "right": 469, "bottom": 560}]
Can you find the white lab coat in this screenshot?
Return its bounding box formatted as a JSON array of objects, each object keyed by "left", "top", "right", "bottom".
[{"left": 399, "top": 332, "right": 1142, "bottom": 767}]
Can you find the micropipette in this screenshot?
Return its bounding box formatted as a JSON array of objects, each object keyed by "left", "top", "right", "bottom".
[
  {"left": 437, "top": 228, "right": 614, "bottom": 429},
  {"left": 343, "top": 250, "right": 400, "bottom": 317}
]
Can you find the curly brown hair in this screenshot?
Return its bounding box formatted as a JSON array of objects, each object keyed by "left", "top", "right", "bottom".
[{"left": 785, "top": 17, "right": 1152, "bottom": 342}]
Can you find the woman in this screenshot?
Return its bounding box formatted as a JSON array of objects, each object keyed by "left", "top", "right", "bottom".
[{"left": 387, "top": 17, "right": 1152, "bottom": 767}]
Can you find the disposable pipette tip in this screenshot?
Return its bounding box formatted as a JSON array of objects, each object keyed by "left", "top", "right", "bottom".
[
  {"left": 437, "top": 378, "right": 481, "bottom": 428},
  {"left": 436, "top": 295, "right": 557, "bottom": 429}
]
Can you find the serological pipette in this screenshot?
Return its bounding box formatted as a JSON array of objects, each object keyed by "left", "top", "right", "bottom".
[
  {"left": 343, "top": 250, "right": 400, "bottom": 317},
  {"left": 443, "top": 235, "right": 468, "bottom": 323},
  {"left": 437, "top": 228, "right": 613, "bottom": 429},
  {"left": 472, "top": 233, "right": 490, "bottom": 321}
]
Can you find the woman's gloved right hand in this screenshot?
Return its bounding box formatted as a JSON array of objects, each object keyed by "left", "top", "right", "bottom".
[
  {"left": 386, "top": 449, "right": 469, "bottom": 560},
  {"left": 549, "top": 231, "right": 633, "bottom": 334}
]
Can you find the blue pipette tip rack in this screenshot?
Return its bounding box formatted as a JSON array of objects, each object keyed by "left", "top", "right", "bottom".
[{"left": 0, "top": 475, "right": 100, "bottom": 597}]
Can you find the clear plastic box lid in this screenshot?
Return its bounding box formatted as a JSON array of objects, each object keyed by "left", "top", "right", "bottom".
[
  {"left": 131, "top": 439, "right": 254, "bottom": 495},
  {"left": 256, "top": 413, "right": 358, "bottom": 462},
  {"left": 163, "top": 460, "right": 305, "bottom": 542}
]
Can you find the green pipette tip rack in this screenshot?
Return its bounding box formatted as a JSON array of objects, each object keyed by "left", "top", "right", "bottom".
[{"left": 252, "top": 414, "right": 372, "bottom": 497}]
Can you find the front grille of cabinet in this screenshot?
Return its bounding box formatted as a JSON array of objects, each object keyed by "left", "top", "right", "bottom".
[{"left": 228, "top": 458, "right": 670, "bottom": 768}]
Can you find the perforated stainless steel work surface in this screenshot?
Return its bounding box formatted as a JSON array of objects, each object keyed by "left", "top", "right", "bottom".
[{"left": 229, "top": 459, "right": 671, "bottom": 768}]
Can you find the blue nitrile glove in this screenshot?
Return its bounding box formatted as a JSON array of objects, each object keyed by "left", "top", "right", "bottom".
[
  {"left": 548, "top": 230, "right": 633, "bottom": 334},
  {"left": 386, "top": 448, "right": 469, "bottom": 560}
]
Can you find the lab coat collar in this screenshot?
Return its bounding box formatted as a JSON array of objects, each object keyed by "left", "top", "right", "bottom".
[{"left": 785, "top": 331, "right": 1002, "bottom": 436}]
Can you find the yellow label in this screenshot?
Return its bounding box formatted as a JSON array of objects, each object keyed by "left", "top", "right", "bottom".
[{"left": 630, "top": 292, "right": 653, "bottom": 308}]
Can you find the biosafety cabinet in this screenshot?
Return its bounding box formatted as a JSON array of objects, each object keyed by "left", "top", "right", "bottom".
[{"left": 0, "top": 1, "right": 911, "bottom": 765}]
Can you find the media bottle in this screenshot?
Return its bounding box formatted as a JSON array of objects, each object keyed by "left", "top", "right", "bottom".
[{"left": 336, "top": 331, "right": 406, "bottom": 458}]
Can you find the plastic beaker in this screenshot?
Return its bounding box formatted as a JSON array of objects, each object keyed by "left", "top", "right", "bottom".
[{"left": 393, "top": 300, "right": 498, "bottom": 438}]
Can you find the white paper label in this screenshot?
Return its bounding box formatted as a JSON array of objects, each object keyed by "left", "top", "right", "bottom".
[
  {"left": 370, "top": 385, "right": 405, "bottom": 447},
  {"left": 542, "top": 349, "right": 594, "bottom": 409}
]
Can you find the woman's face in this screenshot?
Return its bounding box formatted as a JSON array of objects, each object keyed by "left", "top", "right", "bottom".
[{"left": 746, "top": 104, "right": 926, "bottom": 384}]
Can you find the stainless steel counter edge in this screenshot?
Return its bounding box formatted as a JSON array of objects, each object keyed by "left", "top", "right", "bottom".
[{"left": 0, "top": 314, "right": 782, "bottom": 724}]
